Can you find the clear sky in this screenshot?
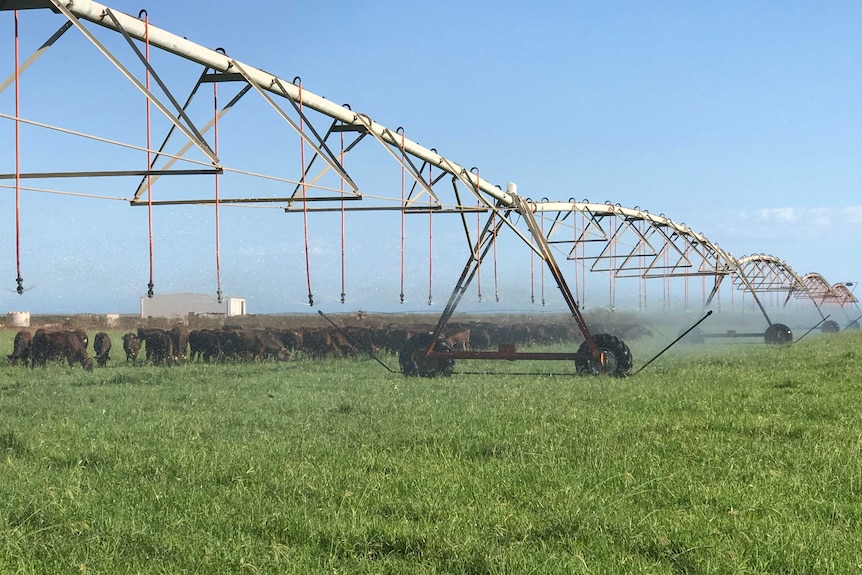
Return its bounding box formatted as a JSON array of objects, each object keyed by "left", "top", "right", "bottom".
[{"left": 1, "top": 1, "right": 860, "bottom": 316}]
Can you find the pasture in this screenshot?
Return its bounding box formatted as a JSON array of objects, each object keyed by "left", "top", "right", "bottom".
[{"left": 1, "top": 327, "right": 861, "bottom": 573}]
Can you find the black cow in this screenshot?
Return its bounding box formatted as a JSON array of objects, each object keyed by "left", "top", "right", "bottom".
[
  {"left": 189, "top": 329, "right": 221, "bottom": 362},
  {"left": 7, "top": 329, "right": 32, "bottom": 366},
  {"left": 219, "top": 328, "right": 288, "bottom": 362},
  {"left": 137, "top": 327, "right": 174, "bottom": 365},
  {"left": 93, "top": 332, "right": 112, "bottom": 367},
  {"left": 170, "top": 326, "right": 189, "bottom": 361},
  {"left": 299, "top": 327, "right": 340, "bottom": 359},
  {"left": 122, "top": 332, "right": 141, "bottom": 364},
  {"left": 30, "top": 329, "right": 93, "bottom": 371}
]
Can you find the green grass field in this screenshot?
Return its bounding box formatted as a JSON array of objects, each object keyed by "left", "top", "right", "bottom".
[{"left": 1, "top": 329, "right": 861, "bottom": 573}]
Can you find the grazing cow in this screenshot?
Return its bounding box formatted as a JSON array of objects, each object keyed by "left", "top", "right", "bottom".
[
  {"left": 189, "top": 329, "right": 221, "bottom": 362},
  {"left": 219, "top": 328, "right": 288, "bottom": 362},
  {"left": 272, "top": 328, "right": 303, "bottom": 355},
  {"left": 377, "top": 326, "right": 415, "bottom": 355},
  {"left": 299, "top": 327, "right": 338, "bottom": 359},
  {"left": 137, "top": 327, "right": 174, "bottom": 365},
  {"left": 7, "top": 329, "right": 32, "bottom": 366},
  {"left": 30, "top": 329, "right": 93, "bottom": 371},
  {"left": 340, "top": 326, "right": 381, "bottom": 357},
  {"left": 93, "top": 332, "right": 112, "bottom": 367},
  {"left": 70, "top": 329, "right": 89, "bottom": 349},
  {"left": 218, "top": 329, "right": 254, "bottom": 362},
  {"left": 170, "top": 326, "right": 189, "bottom": 361},
  {"left": 325, "top": 328, "right": 354, "bottom": 358},
  {"left": 253, "top": 329, "right": 290, "bottom": 361},
  {"left": 122, "top": 332, "right": 141, "bottom": 364},
  {"left": 469, "top": 324, "right": 493, "bottom": 350},
  {"left": 445, "top": 328, "right": 471, "bottom": 352}
]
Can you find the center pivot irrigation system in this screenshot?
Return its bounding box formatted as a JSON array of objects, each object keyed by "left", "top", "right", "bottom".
[{"left": 2, "top": 1, "right": 857, "bottom": 377}]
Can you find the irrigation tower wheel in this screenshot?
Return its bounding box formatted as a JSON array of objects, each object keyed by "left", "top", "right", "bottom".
[
  {"left": 574, "top": 334, "right": 633, "bottom": 378},
  {"left": 820, "top": 320, "right": 840, "bottom": 333},
  {"left": 399, "top": 333, "right": 455, "bottom": 378},
  {"left": 764, "top": 323, "right": 793, "bottom": 345}
]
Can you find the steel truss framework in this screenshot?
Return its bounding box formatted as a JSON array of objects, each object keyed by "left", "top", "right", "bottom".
[
  {"left": 799, "top": 273, "right": 858, "bottom": 307},
  {"left": 1, "top": 0, "right": 854, "bottom": 337}
]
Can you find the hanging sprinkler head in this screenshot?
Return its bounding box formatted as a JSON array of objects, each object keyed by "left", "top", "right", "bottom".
[
  {"left": 147, "top": 282, "right": 154, "bottom": 298},
  {"left": 15, "top": 276, "right": 23, "bottom": 295}
]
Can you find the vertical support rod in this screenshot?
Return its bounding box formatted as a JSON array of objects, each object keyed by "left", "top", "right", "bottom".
[
  {"left": 540, "top": 203, "right": 546, "bottom": 306},
  {"left": 472, "top": 168, "right": 482, "bottom": 303},
  {"left": 427, "top": 160, "right": 434, "bottom": 306},
  {"left": 492, "top": 210, "right": 499, "bottom": 302},
  {"left": 143, "top": 12, "right": 154, "bottom": 298},
  {"left": 340, "top": 129, "right": 346, "bottom": 304},
  {"left": 529, "top": 233, "right": 535, "bottom": 304},
  {"left": 14, "top": 10, "right": 23, "bottom": 295},
  {"left": 399, "top": 128, "right": 406, "bottom": 304},
  {"left": 213, "top": 76, "right": 222, "bottom": 303},
  {"left": 298, "top": 80, "right": 313, "bottom": 306}
]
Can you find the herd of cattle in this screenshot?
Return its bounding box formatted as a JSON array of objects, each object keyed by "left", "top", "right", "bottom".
[{"left": 4, "top": 319, "right": 651, "bottom": 370}]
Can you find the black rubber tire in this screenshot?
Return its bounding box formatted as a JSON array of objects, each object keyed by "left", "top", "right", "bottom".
[
  {"left": 820, "top": 320, "right": 840, "bottom": 333},
  {"left": 764, "top": 323, "right": 793, "bottom": 345},
  {"left": 574, "top": 333, "right": 633, "bottom": 378},
  {"left": 399, "top": 332, "right": 455, "bottom": 378}
]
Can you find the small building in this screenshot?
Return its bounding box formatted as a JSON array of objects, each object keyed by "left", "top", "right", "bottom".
[
  {"left": 139, "top": 293, "right": 246, "bottom": 320},
  {"left": 6, "top": 311, "right": 30, "bottom": 328}
]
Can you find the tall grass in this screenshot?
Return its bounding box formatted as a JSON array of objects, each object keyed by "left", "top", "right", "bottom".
[{"left": 1, "top": 331, "right": 861, "bottom": 573}]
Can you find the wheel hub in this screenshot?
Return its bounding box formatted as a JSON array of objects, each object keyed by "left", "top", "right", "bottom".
[{"left": 583, "top": 349, "right": 618, "bottom": 375}]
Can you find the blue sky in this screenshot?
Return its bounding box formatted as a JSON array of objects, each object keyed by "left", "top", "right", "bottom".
[{"left": 0, "top": 1, "right": 860, "bottom": 315}]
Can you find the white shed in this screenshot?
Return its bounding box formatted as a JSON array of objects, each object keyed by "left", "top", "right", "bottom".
[{"left": 139, "top": 293, "right": 246, "bottom": 320}]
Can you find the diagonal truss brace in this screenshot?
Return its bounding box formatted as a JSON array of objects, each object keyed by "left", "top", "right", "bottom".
[
  {"left": 47, "top": 0, "right": 219, "bottom": 165},
  {"left": 131, "top": 69, "right": 252, "bottom": 202},
  {"left": 230, "top": 60, "right": 358, "bottom": 200},
  {"left": 0, "top": 20, "right": 71, "bottom": 94}
]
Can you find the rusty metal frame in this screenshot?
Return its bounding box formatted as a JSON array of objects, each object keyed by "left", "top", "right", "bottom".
[{"left": 799, "top": 274, "right": 859, "bottom": 307}]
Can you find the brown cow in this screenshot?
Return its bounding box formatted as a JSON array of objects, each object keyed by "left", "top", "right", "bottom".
[
  {"left": 254, "top": 329, "right": 290, "bottom": 361},
  {"left": 340, "top": 326, "right": 381, "bottom": 357},
  {"left": 93, "top": 332, "right": 112, "bottom": 367},
  {"left": 30, "top": 329, "right": 93, "bottom": 371},
  {"left": 122, "top": 332, "right": 141, "bottom": 364},
  {"left": 445, "top": 328, "right": 471, "bottom": 352},
  {"left": 7, "top": 329, "right": 32, "bottom": 366},
  {"left": 219, "top": 328, "right": 288, "bottom": 362},
  {"left": 271, "top": 328, "right": 303, "bottom": 355}
]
